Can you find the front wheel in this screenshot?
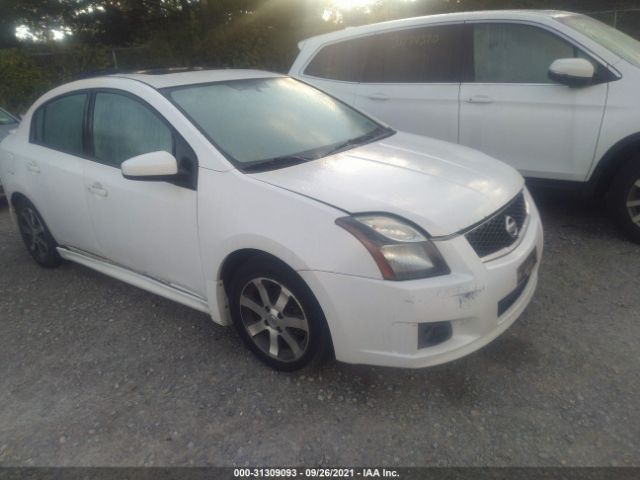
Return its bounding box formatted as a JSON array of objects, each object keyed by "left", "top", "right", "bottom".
[
  {"left": 228, "top": 258, "right": 331, "bottom": 371},
  {"left": 15, "top": 199, "right": 63, "bottom": 268}
]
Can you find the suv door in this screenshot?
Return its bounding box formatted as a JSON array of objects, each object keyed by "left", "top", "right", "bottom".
[
  {"left": 83, "top": 90, "right": 205, "bottom": 296},
  {"left": 459, "top": 22, "right": 609, "bottom": 180},
  {"left": 354, "top": 23, "right": 467, "bottom": 144},
  {"left": 25, "top": 92, "right": 100, "bottom": 253}
]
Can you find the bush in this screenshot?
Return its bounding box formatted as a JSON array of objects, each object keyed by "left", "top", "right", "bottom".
[
  {"left": 0, "top": 49, "right": 49, "bottom": 114},
  {"left": 34, "top": 44, "right": 113, "bottom": 83},
  {"left": 0, "top": 44, "right": 113, "bottom": 114}
]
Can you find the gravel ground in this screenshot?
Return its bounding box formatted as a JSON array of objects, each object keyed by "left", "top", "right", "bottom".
[{"left": 0, "top": 190, "right": 638, "bottom": 467}]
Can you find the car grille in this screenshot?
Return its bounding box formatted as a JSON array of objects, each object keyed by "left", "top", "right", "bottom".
[{"left": 464, "top": 192, "right": 528, "bottom": 259}]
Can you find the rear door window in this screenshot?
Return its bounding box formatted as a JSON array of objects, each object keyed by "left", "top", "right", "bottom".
[
  {"left": 32, "top": 93, "right": 87, "bottom": 156},
  {"left": 362, "top": 24, "right": 465, "bottom": 83}
]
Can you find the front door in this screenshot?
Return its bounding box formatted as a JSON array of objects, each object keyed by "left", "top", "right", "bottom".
[
  {"left": 83, "top": 90, "right": 205, "bottom": 295},
  {"left": 459, "top": 22, "right": 608, "bottom": 181}
]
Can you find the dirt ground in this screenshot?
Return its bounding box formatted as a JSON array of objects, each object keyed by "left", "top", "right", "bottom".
[{"left": 0, "top": 189, "right": 638, "bottom": 467}]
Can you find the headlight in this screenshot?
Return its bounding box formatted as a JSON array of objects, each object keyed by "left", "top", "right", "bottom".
[{"left": 336, "top": 214, "right": 450, "bottom": 281}]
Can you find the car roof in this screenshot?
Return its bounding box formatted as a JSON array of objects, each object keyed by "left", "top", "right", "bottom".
[
  {"left": 107, "top": 68, "right": 284, "bottom": 89},
  {"left": 24, "top": 69, "right": 288, "bottom": 120},
  {"left": 299, "top": 10, "right": 578, "bottom": 45}
]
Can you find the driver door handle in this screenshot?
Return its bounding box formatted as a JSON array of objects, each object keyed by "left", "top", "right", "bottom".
[
  {"left": 466, "top": 95, "right": 494, "bottom": 104},
  {"left": 26, "top": 162, "right": 40, "bottom": 174},
  {"left": 367, "top": 93, "right": 389, "bottom": 101},
  {"left": 88, "top": 182, "right": 108, "bottom": 198}
]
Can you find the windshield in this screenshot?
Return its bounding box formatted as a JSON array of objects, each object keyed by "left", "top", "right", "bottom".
[
  {"left": 0, "top": 108, "right": 18, "bottom": 125},
  {"left": 557, "top": 14, "right": 640, "bottom": 68},
  {"left": 165, "top": 77, "right": 389, "bottom": 170}
]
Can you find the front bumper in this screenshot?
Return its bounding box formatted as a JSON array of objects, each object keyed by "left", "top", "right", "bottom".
[{"left": 300, "top": 190, "right": 544, "bottom": 368}]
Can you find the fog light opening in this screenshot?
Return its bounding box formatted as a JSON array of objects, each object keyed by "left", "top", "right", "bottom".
[{"left": 418, "top": 322, "right": 452, "bottom": 349}]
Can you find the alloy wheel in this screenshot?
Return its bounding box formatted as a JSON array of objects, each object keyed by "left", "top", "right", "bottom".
[
  {"left": 19, "top": 207, "right": 49, "bottom": 259},
  {"left": 627, "top": 178, "right": 640, "bottom": 226},
  {"left": 239, "top": 277, "right": 310, "bottom": 363}
]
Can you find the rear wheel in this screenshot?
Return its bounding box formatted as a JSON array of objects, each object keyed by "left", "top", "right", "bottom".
[
  {"left": 228, "top": 258, "right": 331, "bottom": 371},
  {"left": 15, "top": 199, "right": 62, "bottom": 268},
  {"left": 608, "top": 158, "right": 640, "bottom": 243}
]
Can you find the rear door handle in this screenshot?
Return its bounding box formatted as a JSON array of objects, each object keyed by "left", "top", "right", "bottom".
[
  {"left": 367, "top": 93, "right": 389, "bottom": 101},
  {"left": 26, "top": 162, "right": 40, "bottom": 174},
  {"left": 88, "top": 182, "right": 108, "bottom": 197},
  {"left": 466, "top": 95, "right": 494, "bottom": 104}
]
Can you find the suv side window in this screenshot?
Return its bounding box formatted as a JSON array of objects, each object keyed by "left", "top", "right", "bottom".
[
  {"left": 92, "top": 92, "right": 173, "bottom": 167},
  {"left": 304, "top": 36, "right": 372, "bottom": 82},
  {"left": 363, "top": 24, "right": 464, "bottom": 83},
  {"left": 31, "top": 93, "right": 87, "bottom": 156},
  {"left": 473, "top": 23, "right": 580, "bottom": 83}
]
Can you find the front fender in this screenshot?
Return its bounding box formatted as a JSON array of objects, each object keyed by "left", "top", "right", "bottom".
[{"left": 196, "top": 168, "right": 382, "bottom": 324}]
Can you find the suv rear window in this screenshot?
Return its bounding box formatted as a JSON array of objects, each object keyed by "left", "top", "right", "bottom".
[{"left": 304, "top": 36, "right": 371, "bottom": 82}]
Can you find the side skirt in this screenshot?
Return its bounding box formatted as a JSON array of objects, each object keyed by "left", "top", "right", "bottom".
[{"left": 57, "top": 246, "right": 211, "bottom": 314}]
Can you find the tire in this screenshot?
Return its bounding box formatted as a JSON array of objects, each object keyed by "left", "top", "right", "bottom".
[
  {"left": 15, "top": 198, "right": 63, "bottom": 268},
  {"left": 608, "top": 158, "right": 640, "bottom": 243},
  {"left": 228, "top": 257, "right": 331, "bottom": 371}
]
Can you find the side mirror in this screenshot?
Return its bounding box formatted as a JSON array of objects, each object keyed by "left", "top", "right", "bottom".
[
  {"left": 121, "top": 151, "right": 178, "bottom": 181},
  {"left": 549, "top": 58, "right": 595, "bottom": 87}
]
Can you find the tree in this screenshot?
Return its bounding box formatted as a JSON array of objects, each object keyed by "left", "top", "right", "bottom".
[{"left": 0, "top": 0, "right": 67, "bottom": 47}]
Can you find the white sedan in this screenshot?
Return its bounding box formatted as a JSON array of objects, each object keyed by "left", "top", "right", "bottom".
[{"left": 0, "top": 70, "right": 543, "bottom": 370}]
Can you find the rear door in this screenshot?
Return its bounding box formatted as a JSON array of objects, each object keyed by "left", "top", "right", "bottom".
[
  {"left": 83, "top": 90, "right": 205, "bottom": 295},
  {"left": 459, "top": 22, "right": 609, "bottom": 180},
  {"left": 354, "top": 23, "right": 467, "bottom": 144},
  {"left": 22, "top": 92, "right": 100, "bottom": 253}
]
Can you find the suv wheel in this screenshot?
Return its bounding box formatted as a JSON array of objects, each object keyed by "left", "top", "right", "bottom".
[
  {"left": 228, "top": 258, "right": 331, "bottom": 371},
  {"left": 15, "top": 199, "right": 63, "bottom": 268},
  {"left": 609, "top": 158, "right": 640, "bottom": 243}
]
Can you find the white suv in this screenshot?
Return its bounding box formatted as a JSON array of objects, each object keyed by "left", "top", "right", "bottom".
[
  {"left": 0, "top": 70, "right": 542, "bottom": 370},
  {"left": 290, "top": 10, "right": 640, "bottom": 241}
]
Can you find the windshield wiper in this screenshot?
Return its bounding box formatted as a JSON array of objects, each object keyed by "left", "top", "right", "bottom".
[
  {"left": 241, "top": 127, "right": 394, "bottom": 173},
  {"left": 320, "top": 126, "right": 395, "bottom": 158},
  {"left": 242, "top": 154, "right": 316, "bottom": 173}
]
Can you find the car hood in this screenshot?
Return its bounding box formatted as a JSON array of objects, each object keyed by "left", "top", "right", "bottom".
[{"left": 251, "top": 132, "right": 524, "bottom": 237}]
